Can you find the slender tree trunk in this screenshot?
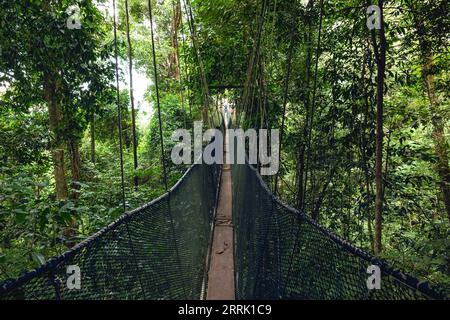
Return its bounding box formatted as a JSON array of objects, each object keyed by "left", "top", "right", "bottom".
[
  {"left": 373, "top": 0, "right": 387, "bottom": 254},
  {"left": 383, "top": 129, "right": 392, "bottom": 199},
  {"left": 414, "top": 16, "right": 450, "bottom": 221},
  {"left": 423, "top": 54, "right": 450, "bottom": 222},
  {"left": 296, "top": 145, "right": 306, "bottom": 209},
  {"left": 63, "top": 145, "right": 78, "bottom": 246},
  {"left": 274, "top": 27, "right": 295, "bottom": 196},
  {"left": 44, "top": 71, "right": 68, "bottom": 201},
  {"left": 90, "top": 114, "right": 95, "bottom": 164},
  {"left": 52, "top": 148, "right": 68, "bottom": 200},
  {"left": 68, "top": 137, "right": 81, "bottom": 200},
  {"left": 169, "top": 0, "right": 182, "bottom": 80},
  {"left": 125, "top": 0, "right": 139, "bottom": 188},
  {"left": 296, "top": 15, "right": 313, "bottom": 211},
  {"left": 362, "top": 106, "right": 375, "bottom": 251},
  {"left": 408, "top": 1, "right": 450, "bottom": 221},
  {"left": 361, "top": 41, "right": 375, "bottom": 251},
  {"left": 303, "top": 0, "right": 324, "bottom": 213},
  {"left": 312, "top": 167, "right": 336, "bottom": 221}
]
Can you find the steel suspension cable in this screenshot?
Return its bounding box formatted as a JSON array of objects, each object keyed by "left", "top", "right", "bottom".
[
  {"left": 253, "top": 3, "right": 296, "bottom": 296},
  {"left": 113, "top": 0, "right": 147, "bottom": 298},
  {"left": 273, "top": 27, "right": 295, "bottom": 197},
  {"left": 172, "top": 0, "right": 187, "bottom": 129},
  {"left": 147, "top": 0, "right": 187, "bottom": 297},
  {"left": 239, "top": 0, "right": 267, "bottom": 127},
  {"left": 147, "top": 0, "right": 168, "bottom": 191},
  {"left": 181, "top": 0, "right": 211, "bottom": 127},
  {"left": 179, "top": 9, "right": 194, "bottom": 133}
]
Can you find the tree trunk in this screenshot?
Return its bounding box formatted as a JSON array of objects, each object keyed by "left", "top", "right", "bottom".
[
  {"left": 362, "top": 99, "right": 375, "bottom": 252},
  {"left": 44, "top": 71, "right": 68, "bottom": 201},
  {"left": 90, "top": 114, "right": 95, "bottom": 164},
  {"left": 312, "top": 167, "right": 336, "bottom": 221},
  {"left": 424, "top": 55, "right": 450, "bottom": 222},
  {"left": 296, "top": 14, "right": 313, "bottom": 211},
  {"left": 296, "top": 145, "right": 306, "bottom": 210},
  {"left": 417, "top": 37, "right": 450, "bottom": 222},
  {"left": 410, "top": 2, "right": 450, "bottom": 222},
  {"left": 302, "top": 0, "right": 324, "bottom": 214},
  {"left": 202, "top": 106, "right": 209, "bottom": 126},
  {"left": 125, "top": 0, "right": 139, "bottom": 188},
  {"left": 169, "top": 0, "right": 182, "bottom": 80},
  {"left": 52, "top": 149, "right": 68, "bottom": 200},
  {"left": 373, "top": 0, "right": 386, "bottom": 254},
  {"left": 68, "top": 137, "right": 81, "bottom": 200},
  {"left": 361, "top": 41, "right": 375, "bottom": 251}
]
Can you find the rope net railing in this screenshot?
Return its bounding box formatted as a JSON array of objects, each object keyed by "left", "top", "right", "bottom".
[
  {"left": 0, "top": 162, "right": 221, "bottom": 300},
  {"left": 232, "top": 162, "right": 448, "bottom": 300}
]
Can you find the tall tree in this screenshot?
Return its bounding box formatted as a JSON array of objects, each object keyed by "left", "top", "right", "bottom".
[
  {"left": 367, "top": 0, "right": 387, "bottom": 254},
  {"left": 0, "top": 1, "right": 112, "bottom": 200},
  {"left": 410, "top": 0, "right": 450, "bottom": 222},
  {"left": 43, "top": 70, "right": 69, "bottom": 200}
]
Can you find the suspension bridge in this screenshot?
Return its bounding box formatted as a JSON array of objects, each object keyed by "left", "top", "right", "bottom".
[{"left": 0, "top": 1, "right": 448, "bottom": 301}]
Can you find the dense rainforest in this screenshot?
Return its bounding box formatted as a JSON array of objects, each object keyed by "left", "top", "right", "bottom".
[{"left": 0, "top": 0, "right": 448, "bottom": 292}]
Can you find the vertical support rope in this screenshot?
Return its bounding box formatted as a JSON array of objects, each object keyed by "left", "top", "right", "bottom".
[
  {"left": 182, "top": 0, "right": 211, "bottom": 127},
  {"left": 239, "top": 0, "right": 267, "bottom": 127},
  {"left": 273, "top": 28, "right": 295, "bottom": 197},
  {"left": 172, "top": 0, "right": 188, "bottom": 129},
  {"left": 253, "top": 8, "right": 295, "bottom": 297},
  {"left": 148, "top": 0, "right": 168, "bottom": 191},
  {"left": 147, "top": 0, "right": 187, "bottom": 298},
  {"left": 245, "top": 0, "right": 268, "bottom": 296},
  {"left": 275, "top": 3, "right": 316, "bottom": 294},
  {"left": 112, "top": 0, "right": 147, "bottom": 299}
]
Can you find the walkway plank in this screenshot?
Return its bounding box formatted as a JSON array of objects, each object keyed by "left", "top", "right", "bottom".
[{"left": 206, "top": 129, "right": 235, "bottom": 300}]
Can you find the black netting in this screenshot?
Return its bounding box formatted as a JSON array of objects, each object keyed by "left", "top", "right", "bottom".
[
  {"left": 232, "top": 162, "right": 448, "bottom": 300},
  {"left": 0, "top": 162, "right": 220, "bottom": 300}
]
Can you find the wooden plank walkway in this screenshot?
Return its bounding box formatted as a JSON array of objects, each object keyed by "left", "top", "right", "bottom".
[{"left": 206, "top": 127, "right": 235, "bottom": 300}]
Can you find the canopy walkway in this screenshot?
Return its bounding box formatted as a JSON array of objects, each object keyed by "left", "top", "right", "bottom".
[
  {"left": 0, "top": 0, "right": 447, "bottom": 301},
  {"left": 0, "top": 132, "right": 447, "bottom": 300},
  {"left": 0, "top": 107, "right": 447, "bottom": 300}
]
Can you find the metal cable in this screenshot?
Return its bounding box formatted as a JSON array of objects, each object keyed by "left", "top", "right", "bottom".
[{"left": 147, "top": 0, "right": 187, "bottom": 297}]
